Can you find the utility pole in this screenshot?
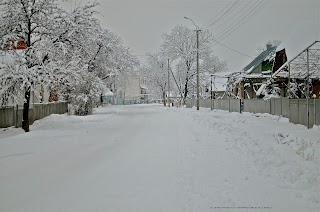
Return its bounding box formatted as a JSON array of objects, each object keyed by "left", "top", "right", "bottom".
[
  {"left": 167, "top": 59, "right": 170, "bottom": 107},
  {"left": 113, "top": 75, "right": 116, "bottom": 105},
  {"left": 184, "top": 16, "right": 201, "bottom": 110},
  {"left": 210, "top": 75, "right": 213, "bottom": 110},
  {"left": 307, "top": 49, "right": 310, "bottom": 129},
  {"left": 196, "top": 29, "right": 201, "bottom": 110}
]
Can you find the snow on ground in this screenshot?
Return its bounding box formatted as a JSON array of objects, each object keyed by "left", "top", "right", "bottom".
[
  {"left": 0, "top": 104, "right": 319, "bottom": 212},
  {"left": 180, "top": 107, "right": 320, "bottom": 210}
]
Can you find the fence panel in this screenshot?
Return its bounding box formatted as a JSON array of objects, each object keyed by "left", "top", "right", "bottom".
[
  {"left": 315, "top": 100, "right": 320, "bottom": 126},
  {"left": 0, "top": 107, "right": 14, "bottom": 128},
  {"left": 282, "top": 98, "right": 289, "bottom": 118},
  {"left": 308, "top": 101, "right": 315, "bottom": 128},
  {"left": 0, "top": 102, "right": 67, "bottom": 129},
  {"left": 184, "top": 97, "right": 319, "bottom": 128},
  {"left": 186, "top": 99, "right": 192, "bottom": 108},
  {"left": 199, "top": 99, "right": 204, "bottom": 108},
  {"left": 289, "top": 99, "right": 299, "bottom": 124},
  {"left": 229, "top": 99, "right": 240, "bottom": 112},
  {"left": 298, "top": 100, "right": 308, "bottom": 127},
  {"left": 244, "top": 99, "right": 270, "bottom": 114},
  {"left": 213, "top": 99, "right": 219, "bottom": 110},
  {"left": 219, "top": 100, "right": 229, "bottom": 111},
  {"left": 271, "top": 98, "right": 282, "bottom": 116}
]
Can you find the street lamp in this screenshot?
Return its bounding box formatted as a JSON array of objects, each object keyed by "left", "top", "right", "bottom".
[{"left": 184, "top": 16, "right": 201, "bottom": 110}]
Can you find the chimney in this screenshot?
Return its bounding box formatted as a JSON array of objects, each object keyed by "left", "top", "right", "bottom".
[{"left": 266, "top": 43, "right": 272, "bottom": 50}]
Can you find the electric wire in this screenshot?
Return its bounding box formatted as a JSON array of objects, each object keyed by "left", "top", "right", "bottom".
[
  {"left": 214, "top": 0, "right": 264, "bottom": 40},
  {"left": 219, "top": 0, "right": 271, "bottom": 41},
  {"left": 206, "top": 0, "right": 243, "bottom": 28},
  {"left": 202, "top": 0, "right": 271, "bottom": 58},
  {"left": 204, "top": 1, "right": 233, "bottom": 26},
  {"left": 210, "top": 0, "right": 255, "bottom": 30},
  {"left": 214, "top": 39, "right": 254, "bottom": 58},
  {"left": 215, "top": 0, "right": 271, "bottom": 41}
]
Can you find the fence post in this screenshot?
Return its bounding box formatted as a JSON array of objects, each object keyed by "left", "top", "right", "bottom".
[
  {"left": 15, "top": 104, "right": 19, "bottom": 128},
  {"left": 240, "top": 99, "right": 242, "bottom": 114},
  {"left": 298, "top": 99, "right": 300, "bottom": 124},
  {"left": 12, "top": 106, "right": 15, "bottom": 127},
  {"left": 314, "top": 98, "right": 316, "bottom": 127},
  {"left": 289, "top": 98, "right": 291, "bottom": 121},
  {"left": 229, "top": 98, "right": 231, "bottom": 112},
  {"left": 281, "top": 98, "right": 283, "bottom": 116}
]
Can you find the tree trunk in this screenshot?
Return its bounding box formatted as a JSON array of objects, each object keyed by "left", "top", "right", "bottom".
[
  {"left": 184, "top": 76, "right": 189, "bottom": 100},
  {"left": 22, "top": 20, "right": 32, "bottom": 132},
  {"left": 22, "top": 86, "right": 31, "bottom": 132},
  {"left": 162, "top": 92, "right": 166, "bottom": 106}
]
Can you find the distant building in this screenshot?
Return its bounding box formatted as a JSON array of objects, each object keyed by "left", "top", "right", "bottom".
[
  {"left": 203, "top": 72, "right": 231, "bottom": 100},
  {"left": 122, "top": 75, "right": 148, "bottom": 104}
]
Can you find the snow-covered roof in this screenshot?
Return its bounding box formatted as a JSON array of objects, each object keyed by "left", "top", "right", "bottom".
[
  {"left": 103, "top": 88, "right": 113, "bottom": 96},
  {"left": 276, "top": 20, "right": 320, "bottom": 62},
  {"left": 242, "top": 45, "right": 277, "bottom": 74}
]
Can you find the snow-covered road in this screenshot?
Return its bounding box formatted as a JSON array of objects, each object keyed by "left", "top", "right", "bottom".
[{"left": 0, "top": 104, "right": 319, "bottom": 212}]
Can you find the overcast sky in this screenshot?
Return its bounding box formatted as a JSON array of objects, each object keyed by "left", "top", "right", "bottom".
[{"left": 63, "top": 0, "right": 320, "bottom": 71}]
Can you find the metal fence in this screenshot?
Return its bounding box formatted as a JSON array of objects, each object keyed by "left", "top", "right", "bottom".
[
  {"left": 112, "top": 97, "right": 148, "bottom": 105},
  {"left": 0, "top": 102, "right": 68, "bottom": 128},
  {"left": 187, "top": 98, "right": 320, "bottom": 128}
]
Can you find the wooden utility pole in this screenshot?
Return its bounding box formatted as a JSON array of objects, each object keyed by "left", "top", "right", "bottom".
[
  {"left": 196, "top": 29, "right": 201, "bottom": 110},
  {"left": 307, "top": 49, "right": 310, "bottom": 129},
  {"left": 210, "top": 75, "right": 213, "bottom": 110},
  {"left": 167, "top": 59, "right": 170, "bottom": 107}
]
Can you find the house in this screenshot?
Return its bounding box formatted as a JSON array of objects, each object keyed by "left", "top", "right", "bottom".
[
  {"left": 121, "top": 75, "right": 148, "bottom": 104},
  {"left": 228, "top": 44, "right": 277, "bottom": 99},
  {"left": 272, "top": 20, "right": 320, "bottom": 98},
  {"left": 205, "top": 72, "right": 232, "bottom": 100}
]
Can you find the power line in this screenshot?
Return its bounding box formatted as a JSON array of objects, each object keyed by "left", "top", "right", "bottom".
[
  {"left": 214, "top": 0, "right": 263, "bottom": 40},
  {"left": 210, "top": 0, "right": 255, "bottom": 30},
  {"left": 215, "top": 0, "right": 271, "bottom": 41},
  {"left": 205, "top": 1, "right": 233, "bottom": 26},
  {"left": 206, "top": 0, "right": 243, "bottom": 28},
  {"left": 214, "top": 39, "right": 254, "bottom": 58}
]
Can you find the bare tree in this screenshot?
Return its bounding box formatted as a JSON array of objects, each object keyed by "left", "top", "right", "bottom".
[
  {"left": 160, "top": 25, "right": 226, "bottom": 102},
  {"left": 142, "top": 53, "right": 168, "bottom": 105}
]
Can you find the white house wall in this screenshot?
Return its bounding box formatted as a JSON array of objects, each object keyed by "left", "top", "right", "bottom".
[{"left": 124, "top": 77, "right": 141, "bottom": 100}]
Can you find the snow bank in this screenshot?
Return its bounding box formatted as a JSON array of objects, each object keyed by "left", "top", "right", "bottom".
[
  {"left": 31, "top": 106, "right": 118, "bottom": 131},
  {"left": 184, "top": 107, "right": 320, "bottom": 207}
]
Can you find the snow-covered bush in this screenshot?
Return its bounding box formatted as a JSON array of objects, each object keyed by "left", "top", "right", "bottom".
[{"left": 61, "top": 68, "right": 105, "bottom": 116}]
